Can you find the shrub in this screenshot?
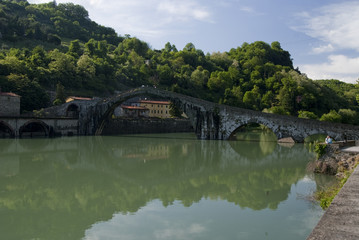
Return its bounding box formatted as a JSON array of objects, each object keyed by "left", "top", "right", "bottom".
[{"left": 314, "top": 143, "right": 327, "bottom": 159}]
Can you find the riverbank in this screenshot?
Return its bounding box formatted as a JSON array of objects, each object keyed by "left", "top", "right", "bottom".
[
  {"left": 310, "top": 144, "right": 359, "bottom": 177},
  {"left": 308, "top": 143, "right": 359, "bottom": 208},
  {"left": 307, "top": 162, "right": 359, "bottom": 240},
  {"left": 307, "top": 143, "right": 359, "bottom": 239}
]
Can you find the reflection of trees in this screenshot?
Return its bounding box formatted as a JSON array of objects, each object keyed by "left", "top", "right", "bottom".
[{"left": 0, "top": 134, "right": 315, "bottom": 239}]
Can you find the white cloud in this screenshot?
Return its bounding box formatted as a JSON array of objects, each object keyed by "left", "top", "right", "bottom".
[
  {"left": 300, "top": 55, "right": 359, "bottom": 83},
  {"left": 294, "top": 1, "right": 359, "bottom": 82},
  {"left": 157, "top": 0, "right": 211, "bottom": 22},
  {"left": 28, "top": 0, "right": 213, "bottom": 47},
  {"left": 154, "top": 223, "right": 206, "bottom": 239},
  {"left": 311, "top": 44, "right": 334, "bottom": 54},
  {"left": 298, "top": 1, "right": 359, "bottom": 53}
]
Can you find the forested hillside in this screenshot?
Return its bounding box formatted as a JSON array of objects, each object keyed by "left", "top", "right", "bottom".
[{"left": 1, "top": 0, "right": 359, "bottom": 124}]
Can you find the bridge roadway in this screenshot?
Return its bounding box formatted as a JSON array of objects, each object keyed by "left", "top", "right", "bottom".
[{"left": 307, "top": 162, "right": 359, "bottom": 239}]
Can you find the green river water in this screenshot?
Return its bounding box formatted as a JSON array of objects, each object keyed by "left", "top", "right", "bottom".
[{"left": 0, "top": 132, "right": 333, "bottom": 240}]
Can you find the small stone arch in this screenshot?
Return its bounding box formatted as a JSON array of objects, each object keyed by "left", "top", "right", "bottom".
[
  {"left": 66, "top": 103, "right": 80, "bottom": 118},
  {"left": 19, "top": 120, "right": 49, "bottom": 138},
  {"left": 0, "top": 121, "right": 15, "bottom": 138}
]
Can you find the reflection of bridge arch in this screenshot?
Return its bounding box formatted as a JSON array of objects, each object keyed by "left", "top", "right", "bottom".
[
  {"left": 0, "top": 121, "right": 15, "bottom": 138},
  {"left": 19, "top": 120, "right": 50, "bottom": 138}
]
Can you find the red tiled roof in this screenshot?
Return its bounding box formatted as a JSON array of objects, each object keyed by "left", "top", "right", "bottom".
[
  {"left": 139, "top": 100, "right": 170, "bottom": 105},
  {"left": 121, "top": 105, "right": 148, "bottom": 110},
  {"left": 0, "top": 92, "right": 20, "bottom": 97},
  {"left": 67, "top": 96, "right": 92, "bottom": 101}
]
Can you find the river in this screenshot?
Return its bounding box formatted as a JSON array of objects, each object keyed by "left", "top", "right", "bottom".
[{"left": 0, "top": 132, "right": 333, "bottom": 240}]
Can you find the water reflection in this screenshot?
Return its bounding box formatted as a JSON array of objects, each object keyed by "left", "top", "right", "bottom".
[{"left": 0, "top": 134, "right": 322, "bottom": 240}]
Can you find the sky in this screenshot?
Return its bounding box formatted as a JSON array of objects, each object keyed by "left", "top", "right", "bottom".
[{"left": 27, "top": 0, "right": 359, "bottom": 84}]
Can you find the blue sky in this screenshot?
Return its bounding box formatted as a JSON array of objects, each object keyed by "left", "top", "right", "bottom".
[{"left": 28, "top": 0, "right": 359, "bottom": 83}]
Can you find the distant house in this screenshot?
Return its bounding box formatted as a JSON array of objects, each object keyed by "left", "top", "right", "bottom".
[
  {"left": 0, "top": 90, "right": 20, "bottom": 116},
  {"left": 120, "top": 105, "right": 149, "bottom": 118},
  {"left": 138, "top": 100, "right": 171, "bottom": 118},
  {"left": 65, "top": 96, "right": 92, "bottom": 102}
]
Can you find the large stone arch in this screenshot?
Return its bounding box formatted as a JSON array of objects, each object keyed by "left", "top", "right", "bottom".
[
  {"left": 94, "top": 96, "right": 147, "bottom": 135},
  {"left": 77, "top": 87, "right": 359, "bottom": 141},
  {"left": 0, "top": 121, "right": 15, "bottom": 138},
  {"left": 228, "top": 119, "right": 280, "bottom": 141},
  {"left": 92, "top": 91, "right": 196, "bottom": 136},
  {"left": 19, "top": 120, "right": 50, "bottom": 138}
]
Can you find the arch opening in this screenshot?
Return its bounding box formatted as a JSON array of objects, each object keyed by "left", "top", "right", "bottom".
[
  {"left": 19, "top": 121, "right": 49, "bottom": 138},
  {"left": 0, "top": 121, "right": 15, "bottom": 138},
  {"left": 230, "top": 123, "right": 277, "bottom": 142},
  {"left": 228, "top": 123, "right": 278, "bottom": 158},
  {"left": 66, "top": 104, "right": 80, "bottom": 118},
  {"left": 97, "top": 96, "right": 193, "bottom": 136}
]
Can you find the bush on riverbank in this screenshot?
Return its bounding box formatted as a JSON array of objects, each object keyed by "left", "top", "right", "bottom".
[
  {"left": 314, "top": 143, "right": 327, "bottom": 159},
  {"left": 315, "top": 169, "right": 352, "bottom": 209}
]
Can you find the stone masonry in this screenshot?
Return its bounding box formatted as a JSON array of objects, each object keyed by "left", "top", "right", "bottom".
[{"left": 72, "top": 87, "right": 359, "bottom": 142}]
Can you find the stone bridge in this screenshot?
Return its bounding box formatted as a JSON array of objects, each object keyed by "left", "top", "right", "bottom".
[
  {"left": 0, "top": 117, "right": 78, "bottom": 138},
  {"left": 73, "top": 87, "right": 359, "bottom": 142}
]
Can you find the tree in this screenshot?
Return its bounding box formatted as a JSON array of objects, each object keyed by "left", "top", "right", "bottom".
[
  {"left": 338, "top": 109, "right": 358, "bottom": 125},
  {"left": 48, "top": 49, "right": 76, "bottom": 88},
  {"left": 7, "top": 73, "right": 49, "bottom": 112},
  {"left": 116, "top": 37, "right": 149, "bottom": 56},
  {"left": 67, "top": 40, "right": 82, "bottom": 58},
  {"left": 243, "top": 85, "right": 261, "bottom": 110},
  {"left": 263, "top": 106, "right": 290, "bottom": 115},
  {"left": 298, "top": 110, "right": 318, "bottom": 120},
  {"left": 53, "top": 82, "right": 66, "bottom": 105},
  {"left": 207, "top": 71, "right": 232, "bottom": 93},
  {"left": 320, "top": 110, "right": 342, "bottom": 123},
  {"left": 169, "top": 102, "right": 182, "bottom": 118},
  {"left": 191, "top": 66, "right": 209, "bottom": 87},
  {"left": 183, "top": 43, "right": 195, "bottom": 51},
  {"left": 157, "top": 64, "right": 174, "bottom": 85},
  {"left": 47, "top": 33, "right": 61, "bottom": 45},
  {"left": 29, "top": 46, "right": 48, "bottom": 68}
]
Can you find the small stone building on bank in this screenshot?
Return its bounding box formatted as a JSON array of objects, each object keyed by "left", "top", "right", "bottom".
[{"left": 0, "top": 89, "right": 20, "bottom": 116}]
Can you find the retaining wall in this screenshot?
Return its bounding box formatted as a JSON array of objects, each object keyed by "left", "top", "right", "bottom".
[{"left": 101, "top": 118, "right": 193, "bottom": 135}]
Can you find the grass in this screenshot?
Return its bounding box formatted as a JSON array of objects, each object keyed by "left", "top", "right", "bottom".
[{"left": 315, "top": 162, "right": 358, "bottom": 209}]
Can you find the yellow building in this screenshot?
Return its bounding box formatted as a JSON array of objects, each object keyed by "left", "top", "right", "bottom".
[{"left": 139, "top": 100, "right": 171, "bottom": 118}]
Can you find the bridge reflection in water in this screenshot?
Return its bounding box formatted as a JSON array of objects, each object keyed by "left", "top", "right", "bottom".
[{"left": 0, "top": 133, "right": 332, "bottom": 240}]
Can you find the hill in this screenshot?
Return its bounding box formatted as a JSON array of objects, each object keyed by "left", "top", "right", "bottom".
[{"left": 0, "top": 0, "right": 358, "bottom": 124}]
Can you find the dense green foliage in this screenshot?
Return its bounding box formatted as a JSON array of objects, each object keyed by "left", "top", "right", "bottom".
[
  {"left": 314, "top": 143, "right": 327, "bottom": 159},
  {"left": 1, "top": 0, "right": 358, "bottom": 122}
]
